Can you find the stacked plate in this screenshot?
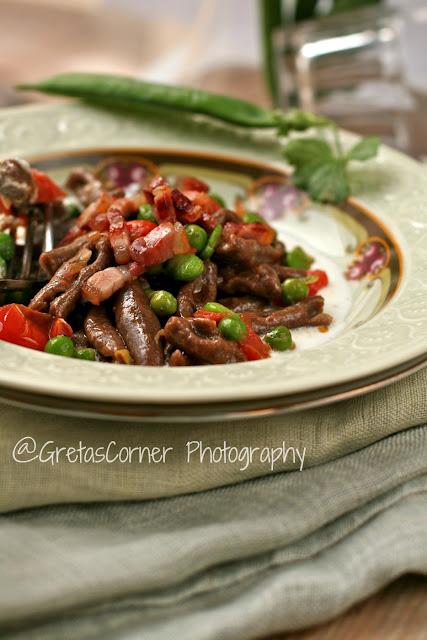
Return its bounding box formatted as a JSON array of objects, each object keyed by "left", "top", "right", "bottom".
[{"left": 0, "top": 103, "right": 425, "bottom": 421}]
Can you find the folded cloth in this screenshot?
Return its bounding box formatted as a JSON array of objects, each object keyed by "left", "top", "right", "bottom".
[
  {"left": 1, "top": 368, "right": 426, "bottom": 512},
  {"left": 0, "top": 425, "right": 426, "bottom": 639}
]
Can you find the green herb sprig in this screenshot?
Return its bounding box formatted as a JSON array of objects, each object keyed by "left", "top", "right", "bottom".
[{"left": 283, "top": 134, "right": 380, "bottom": 203}]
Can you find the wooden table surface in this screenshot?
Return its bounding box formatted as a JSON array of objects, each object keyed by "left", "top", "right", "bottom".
[{"left": 268, "top": 575, "right": 427, "bottom": 640}]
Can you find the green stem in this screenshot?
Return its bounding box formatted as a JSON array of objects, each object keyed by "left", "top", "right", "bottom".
[
  {"left": 332, "top": 124, "right": 344, "bottom": 158},
  {"left": 295, "top": 0, "right": 318, "bottom": 22},
  {"left": 258, "top": 0, "right": 283, "bottom": 106}
]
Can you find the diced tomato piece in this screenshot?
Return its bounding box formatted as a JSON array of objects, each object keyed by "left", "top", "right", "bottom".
[
  {"left": 50, "top": 317, "right": 74, "bottom": 338},
  {"left": 0, "top": 304, "right": 72, "bottom": 351},
  {"left": 126, "top": 219, "right": 157, "bottom": 242},
  {"left": 227, "top": 222, "right": 275, "bottom": 246},
  {"left": 306, "top": 269, "right": 329, "bottom": 296},
  {"left": 238, "top": 326, "right": 271, "bottom": 361},
  {"left": 177, "top": 176, "right": 209, "bottom": 192},
  {"left": 31, "top": 169, "right": 65, "bottom": 203},
  {"left": 193, "top": 310, "right": 228, "bottom": 323}
]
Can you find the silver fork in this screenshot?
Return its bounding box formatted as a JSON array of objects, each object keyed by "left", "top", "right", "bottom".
[{"left": 0, "top": 206, "right": 53, "bottom": 292}]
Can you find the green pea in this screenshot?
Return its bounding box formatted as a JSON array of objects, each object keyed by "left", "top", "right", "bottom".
[
  {"left": 76, "top": 347, "right": 97, "bottom": 361},
  {"left": 166, "top": 253, "right": 204, "bottom": 281},
  {"left": 143, "top": 286, "right": 155, "bottom": 300},
  {"left": 186, "top": 224, "right": 208, "bottom": 252},
  {"left": 209, "top": 192, "right": 226, "bottom": 208},
  {"left": 264, "top": 326, "right": 293, "bottom": 351},
  {"left": 218, "top": 316, "right": 248, "bottom": 341},
  {"left": 150, "top": 290, "right": 177, "bottom": 316},
  {"left": 0, "top": 256, "right": 7, "bottom": 278},
  {"left": 282, "top": 278, "right": 309, "bottom": 305},
  {"left": 200, "top": 224, "right": 222, "bottom": 260},
  {"left": 63, "top": 195, "right": 83, "bottom": 218},
  {"left": 286, "top": 246, "right": 314, "bottom": 270},
  {"left": 0, "top": 232, "right": 15, "bottom": 262},
  {"left": 44, "top": 335, "right": 76, "bottom": 358},
  {"left": 138, "top": 203, "right": 157, "bottom": 223},
  {"left": 203, "top": 302, "right": 237, "bottom": 317},
  {"left": 242, "top": 212, "right": 267, "bottom": 224}
]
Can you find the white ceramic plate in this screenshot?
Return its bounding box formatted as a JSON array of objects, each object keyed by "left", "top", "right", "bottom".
[{"left": 0, "top": 102, "right": 425, "bottom": 415}]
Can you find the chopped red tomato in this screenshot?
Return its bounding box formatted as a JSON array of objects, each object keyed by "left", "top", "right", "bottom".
[
  {"left": 177, "top": 176, "right": 209, "bottom": 192},
  {"left": 227, "top": 222, "right": 275, "bottom": 246},
  {"left": 0, "top": 304, "right": 72, "bottom": 351},
  {"left": 239, "top": 327, "right": 271, "bottom": 361},
  {"left": 193, "top": 310, "right": 228, "bottom": 323},
  {"left": 306, "top": 269, "right": 329, "bottom": 296},
  {"left": 126, "top": 219, "right": 157, "bottom": 242},
  {"left": 50, "top": 317, "right": 74, "bottom": 338},
  {"left": 130, "top": 222, "right": 194, "bottom": 266},
  {"left": 31, "top": 169, "right": 65, "bottom": 203},
  {"left": 194, "top": 309, "right": 271, "bottom": 361}
]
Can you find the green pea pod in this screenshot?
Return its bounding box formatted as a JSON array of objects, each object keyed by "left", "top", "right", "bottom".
[
  {"left": 18, "top": 73, "right": 278, "bottom": 129},
  {"left": 201, "top": 224, "right": 223, "bottom": 260},
  {"left": 17, "top": 73, "right": 330, "bottom": 133}
]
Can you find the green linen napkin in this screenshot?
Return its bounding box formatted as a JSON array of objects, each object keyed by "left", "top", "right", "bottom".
[
  {"left": 0, "top": 424, "right": 426, "bottom": 639},
  {"left": 0, "top": 368, "right": 426, "bottom": 512}
]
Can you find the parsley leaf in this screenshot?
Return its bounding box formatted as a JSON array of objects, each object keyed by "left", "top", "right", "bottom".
[
  {"left": 307, "top": 160, "right": 350, "bottom": 203},
  {"left": 283, "top": 138, "right": 333, "bottom": 168},
  {"left": 347, "top": 136, "right": 380, "bottom": 162},
  {"left": 282, "top": 134, "right": 379, "bottom": 204}
]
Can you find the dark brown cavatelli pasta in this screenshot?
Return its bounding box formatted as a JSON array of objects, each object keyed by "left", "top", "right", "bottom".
[
  {"left": 115, "top": 281, "right": 164, "bottom": 366},
  {"left": 247, "top": 296, "right": 332, "bottom": 334},
  {"left": 50, "top": 236, "right": 113, "bottom": 318},
  {"left": 162, "top": 316, "right": 245, "bottom": 365},
  {"left": 84, "top": 305, "right": 128, "bottom": 361}
]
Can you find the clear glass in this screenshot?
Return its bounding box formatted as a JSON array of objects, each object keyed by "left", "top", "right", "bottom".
[{"left": 274, "top": 6, "right": 414, "bottom": 150}]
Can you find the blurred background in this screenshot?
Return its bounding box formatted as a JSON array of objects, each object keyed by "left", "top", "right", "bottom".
[{"left": 1, "top": 0, "right": 426, "bottom": 158}]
